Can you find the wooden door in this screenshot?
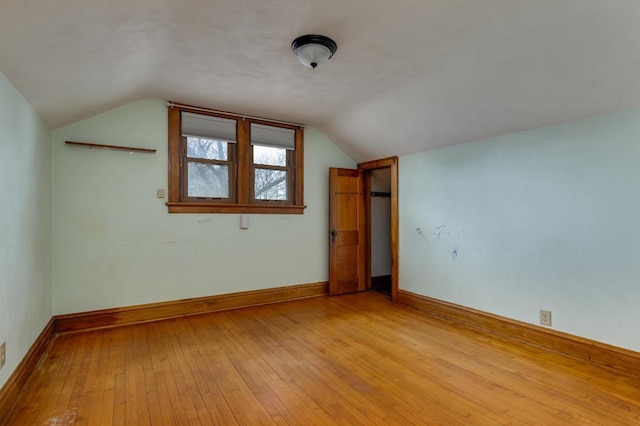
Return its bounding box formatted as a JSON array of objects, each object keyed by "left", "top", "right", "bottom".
[{"left": 329, "top": 167, "right": 366, "bottom": 295}]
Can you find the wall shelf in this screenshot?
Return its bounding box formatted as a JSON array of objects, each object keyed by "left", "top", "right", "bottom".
[{"left": 65, "top": 140, "right": 156, "bottom": 154}]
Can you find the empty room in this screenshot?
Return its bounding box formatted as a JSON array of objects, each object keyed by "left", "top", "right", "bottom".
[{"left": 1, "top": 1, "right": 640, "bottom": 424}]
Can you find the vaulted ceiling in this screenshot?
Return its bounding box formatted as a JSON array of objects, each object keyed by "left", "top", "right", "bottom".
[{"left": 1, "top": 0, "right": 639, "bottom": 161}]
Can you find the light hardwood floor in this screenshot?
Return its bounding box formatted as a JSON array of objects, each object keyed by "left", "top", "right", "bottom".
[{"left": 5, "top": 292, "right": 640, "bottom": 425}]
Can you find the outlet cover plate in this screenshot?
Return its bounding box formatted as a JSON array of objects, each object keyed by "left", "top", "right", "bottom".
[{"left": 540, "top": 310, "right": 552, "bottom": 326}]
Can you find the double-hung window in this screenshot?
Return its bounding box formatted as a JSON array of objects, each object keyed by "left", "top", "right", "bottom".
[
  {"left": 167, "top": 105, "right": 305, "bottom": 214},
  {"left": 251, "top": 123, "right": 295, "bottom": 203},
  {"left": 182, "top": 113, "right": 236, "bottom": 202}
]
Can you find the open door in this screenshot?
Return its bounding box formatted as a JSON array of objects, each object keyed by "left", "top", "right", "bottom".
[
  {"left": 329, "top": 168, "right": 366, "bottom": 295},
  {"left": 359, "top": 156, "right": 399, "bottom": 302}
]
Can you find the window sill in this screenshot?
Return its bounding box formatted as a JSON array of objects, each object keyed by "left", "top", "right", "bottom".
[{"left": 166, "top": 202, "right": 306, "bottom": 214}]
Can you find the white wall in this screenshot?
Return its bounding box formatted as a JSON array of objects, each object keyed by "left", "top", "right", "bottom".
[
  {"left": 400, "top": 108, "right": 640, "bottom": 352},
  {"left": 0, "top": 72, "right": 52, "bottom": 388},
  {"left": 52, "top": 100, "right": 355, "bottom": 314},
  {"left": 371, "top": 170, "right": 391, "bottom": 277}
]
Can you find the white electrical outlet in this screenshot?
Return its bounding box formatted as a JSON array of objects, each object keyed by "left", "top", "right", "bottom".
[{"left": 540, "top": 310, "right": 552, "bottom": 326}]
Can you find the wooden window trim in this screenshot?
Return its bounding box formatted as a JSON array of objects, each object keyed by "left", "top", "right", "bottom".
[{"left": 167, "top": 105, "right": 306, "bottom": 214}]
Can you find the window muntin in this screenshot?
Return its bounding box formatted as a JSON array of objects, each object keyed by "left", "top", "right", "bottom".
[{"left": 167, "top": 105, "right": 305, "bottom": 213}]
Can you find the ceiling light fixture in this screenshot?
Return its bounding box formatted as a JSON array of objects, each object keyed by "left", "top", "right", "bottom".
[{"left": 291, "top": 34, "right": 337, "bottom": 69}]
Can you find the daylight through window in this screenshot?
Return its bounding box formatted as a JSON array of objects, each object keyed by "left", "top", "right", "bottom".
[{"left": 167, "top": 105, "right": 305, "bottom": 214}]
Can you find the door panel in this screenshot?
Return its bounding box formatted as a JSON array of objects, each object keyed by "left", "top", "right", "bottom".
[{"left": 329, "top": 167, "right": 365, "bottom": 295}]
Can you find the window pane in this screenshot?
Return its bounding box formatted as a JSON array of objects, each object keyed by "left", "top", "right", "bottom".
[
  {"left": 253, "top": 145, "right": 286, "bottom": 166},
  {"left": 187, "top": 137, "right": 228, "bottom": 161},
  {"left": 188, "top": 162, "right": 229, "bottom": 198},
  {"left": 255, "top": 169, "right": 288, "bottom": 200}
]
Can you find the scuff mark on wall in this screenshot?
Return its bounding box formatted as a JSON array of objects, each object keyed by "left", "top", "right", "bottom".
[
  {"left": 416, "top": 227, "right": 428, "bottom": 244},
  {"left": 452, "top": 249, "right": 458, "bottom": 261},
  {"left": 432, "top": 226, "right": 466, "bottom": 242}
]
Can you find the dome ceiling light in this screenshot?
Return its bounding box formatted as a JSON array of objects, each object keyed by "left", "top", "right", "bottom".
[{"left": 291, "top": 34, "right": 337, "bottom": 69}]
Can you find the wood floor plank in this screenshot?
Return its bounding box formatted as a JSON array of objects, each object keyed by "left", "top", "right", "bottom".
[
  {"left": 110, "top": 327, "right": 127, "bottom": 426},
  {"left": 5, "top": 291, "right": 640, "bottom": 425}
]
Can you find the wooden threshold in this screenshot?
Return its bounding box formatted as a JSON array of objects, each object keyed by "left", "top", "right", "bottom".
[
  {"left": 399, "top": 289, "right": 640, "bottom": 379},
  {"left": 55, "top": 282, "right": 328, "bottom": 333},
  {"left": 0, "top": 318, "right": 55, "bottom": 425}
]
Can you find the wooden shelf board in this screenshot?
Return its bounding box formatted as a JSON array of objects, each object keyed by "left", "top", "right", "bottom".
[{"left": 65, "top": 140, "right": 156, "bottom": 153}]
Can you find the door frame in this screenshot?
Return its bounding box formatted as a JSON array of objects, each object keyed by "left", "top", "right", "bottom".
[{"left": 358, "top": 156, "right": 399, "bottom": 302}]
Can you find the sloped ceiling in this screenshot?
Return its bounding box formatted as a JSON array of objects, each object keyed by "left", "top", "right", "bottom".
[{"left": 1, "top": 0, "right": 639, "bottom": 161}]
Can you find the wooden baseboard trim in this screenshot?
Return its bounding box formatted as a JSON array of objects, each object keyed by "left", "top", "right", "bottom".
[
  {"left": 399, "top": 289, "right": 640, "bottom": 378},
  {"left": 0, "top": 318, "right": 55, "bottom": 425},
  {"left": 55, "top": 282, "right": 329, "bottom": 333}
]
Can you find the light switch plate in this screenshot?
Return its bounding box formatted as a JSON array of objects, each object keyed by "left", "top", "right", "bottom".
[
  {"left": 240, "top": 214, "right": 249, "bottom": 229},
  {"left": 157, "top": 189, "right": 165, "bottom": 198}
]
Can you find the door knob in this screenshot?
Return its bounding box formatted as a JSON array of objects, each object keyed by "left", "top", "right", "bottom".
[{"left": 331, "top": 229, "right": 338, "bottom": 242}]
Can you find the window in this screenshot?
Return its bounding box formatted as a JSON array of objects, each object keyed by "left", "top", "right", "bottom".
[
  {"left": 167, "top": 105, "right": 305, "bottom": 214},
  {"left": 182, "top": 113, "right": 236, "bottom": 202},
  {"left": 251, "top": 123, "right": 295, "bottom": 203}
]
